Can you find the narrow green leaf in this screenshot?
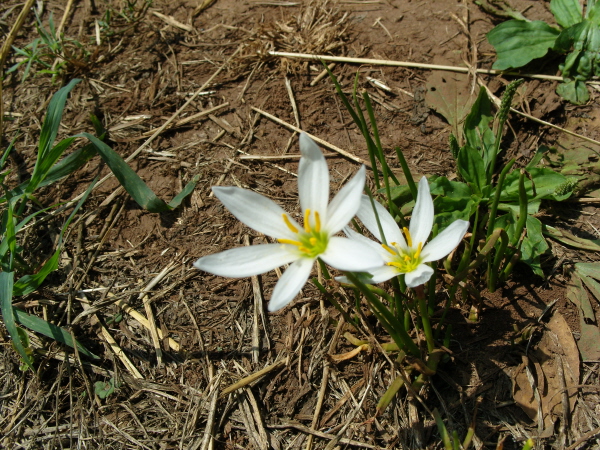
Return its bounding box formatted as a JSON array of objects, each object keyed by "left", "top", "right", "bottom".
[
  {"left": 0, "top": 272, "right": 33, "bottom": 369},
  {"left": 544, "top": 225, "right": 600, "bottom": 250},
  {"left": 13, "top": 308, "right": 99, "bottom": 360},
  {"left": 79, "top": 133, "right": 197, "bottom": 212},
  {"left": 551, "top": 0, "right": 583, "bottom": 28},
  {"left": 487, "top": 20, "right": 560, "bottom": 70}
]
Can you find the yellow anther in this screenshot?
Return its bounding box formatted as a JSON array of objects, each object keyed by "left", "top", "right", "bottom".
[
  {"left": 314, "top": 211, "right": 321, "bottom": 232},
  {"left": 282, "top": 214, "right": 299, "bottom": 233},
  {"left": 414, "top": 242, "right": 423, "bottom": 260},
  {"left": 404, "top": 255, "right": 411, "bottom": 262},
  {"left": 278, "top": 238, "right": 303, "bottom": 247},
  {"left": 309, "top": 237, "right": 317, "bottom": 246},
  {"left": 381, "top": 244, "right": 397, "bottom": 256},
  {"left": 403, "top": 227, "right": 413, "bottom": 247},
  {"left": 304, "top": 209, "right": 312, "bottom": 233}
]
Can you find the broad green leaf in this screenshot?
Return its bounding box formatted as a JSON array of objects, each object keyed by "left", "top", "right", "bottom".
[
  {"left": 520, "top": 216, "right": 547, "bottom": 277},
  {"left": 499, "top": 168, "right": 571, "bottom": 202},
  {"left": 463, "top": 87, "right": 495, "bottom": 166},
  {"left": 0, "top": 271, "right": 33, "bottom": 369},
  {"left": 457, "top": 145, "right": 486, "bottom": 193},
  {"left": 487, "top": 20, "right": 560, "bottom": 70},
  {"left": 574, "top": 262, "right": 600, "bottom": 280},
  {"left": 557, "top": 79, "right": 590, "bottom": 104},
  {"left": 551, "top": 0, "right": 582, "bottom": 28},
  {"left": 433, "top": 196, "right": 475, "bottom": 230},
  {"left": 78, "top": 133, "right": 198, "bottom": 213},
  {"left": 429, "top": 175, "right": 472, "bottom": 199},
  {"left": 13, "top": 308, "right": 99, "bottom": 360},
  {"left": 497, "top": 200, "right": 541, "bottom": 215}
]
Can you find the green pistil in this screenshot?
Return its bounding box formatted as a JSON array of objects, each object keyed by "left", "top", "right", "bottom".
[
  {"left": 384, "top": 241, "right": 423, "bottom": 273},
  {"left": 278, "top": 210, "right": 329, "bottom": 258}
]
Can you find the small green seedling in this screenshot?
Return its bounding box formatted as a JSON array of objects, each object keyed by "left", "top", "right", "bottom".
[
  {"left": 486, "top": 0, "right": 600, "bottom": 104},
  {"left": 94, "top": 378, "right": 121, "bottom": 399}
]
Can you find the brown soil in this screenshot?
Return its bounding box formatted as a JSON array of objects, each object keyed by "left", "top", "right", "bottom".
[{"left": 1, "top": 0, "right": 600, "bottom": 449}]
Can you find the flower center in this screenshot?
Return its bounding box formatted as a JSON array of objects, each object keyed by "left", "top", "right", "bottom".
[
  {"left": 382, "top": 227, "right": 423, "bottom": 273},
  {"left": 277, "top": 209, "right": 329, "bottom": 258}
]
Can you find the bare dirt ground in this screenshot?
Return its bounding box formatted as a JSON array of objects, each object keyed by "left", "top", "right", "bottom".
[{"left": 1, "top": 0, "right": 600, "bottom": 448}]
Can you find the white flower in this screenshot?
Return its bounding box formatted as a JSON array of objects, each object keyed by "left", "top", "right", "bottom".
[
  {"left": 341, "top": 177, "right": 469, "bottom": 288},
  {"left": 194, "top": 133, "right": 384, "bottom": 311}
]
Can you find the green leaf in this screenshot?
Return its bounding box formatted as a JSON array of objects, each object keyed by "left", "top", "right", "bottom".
[
  {"left": 463, "top": 87, "right": 495, "bottom": 166},
  {"left": 520, "top": 216, "right": 547, "bottom": 277},
  {"left": 457, "top": 145, "right": 486, "bottom": 193},
  {"left": 0, "top": 272, "right": 33, "bottom": 369},
  {"left": 94, "top": 378, "right": 119, "bottom": 399},
  {"left": 13, "top": 308, "right": 99, "bottom": 360},
  {"left": 429, "top": 175, "right": 472, "bottom": 198},
  {"left": 557, "top": 79, "right": 590, "bottom": 104},
  {"left": 551, "top": 0, "right": 583, "bottom": 28},
  {"left": 499, "top": 168, "right": 571, "bottom": 202},
  {"left": 487, "top": 20, "right": 561, "bottom": 70},
  {"left": 433, "top": 196, "right": 476, "bottom": 230},
  {"left": 78, "top": 133, "right": 198, "bottom": 212},
  {"left": 544, "top": 225, "right": 600, "bottom": 250}
]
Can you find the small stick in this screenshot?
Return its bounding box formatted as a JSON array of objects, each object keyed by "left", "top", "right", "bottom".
[
  {"left": 151, "top": 10, "right": 193, "bottom": 32},
  {"left": 138, "top": 262, "right": 178, "bottom": 365},
  {"left": 284, "top": 76, "right": 301, "bottom": 153},
  {"left": 310, "top": 63, "right": 336, "bottom": 86},
  {"left": 251, "top": 106, "right": 372, "bottom": 168},
  {"left": 268, "top": 50, "right": 564, "bottom": 81},
  {"left": 220, "top": 358, "right": 288, "bottom": 397},
  {"left": 239, "top": 152, "right": 337, "bottom": 160},
  {"left": 56, "top": 0, "right": 75, "bottom": 37},
  {"left": 245, "top": 235, "right": 263, "bottom": 365}
]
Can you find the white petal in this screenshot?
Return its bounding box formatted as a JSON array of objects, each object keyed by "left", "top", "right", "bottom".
[
  {"left": 335, "top": 265, "right": 398, "bottom": 285},
  {"left": 405, "top": 263, "right": 434, "bottom": 287},
  {"left": 325, "top": 166, "right": 365, "bottom": 234},
  {"left": 344, "top": 227, "right": 391, "bottom": 261},
  {"left": 421, "top": 220, "right": 469, "bottom": 263},
  {"left": 298, "top": 133, "right": 329, "bottom": 216},
  {"left": 357, "top": 195, "right": 405, "bottom": 247},
  {"left": 194, "top": 244, "right": 298, "bottom": 278},
  {"left": 409, "top": 177, "right": 434, "bottom": 248},
  {"left": 213, "top": 186, "right": 299, "bottom": 240},
  {"left": 268, "top": 257, "right": 314, "bottom": 311},
  {"left": 320, "top": 236, "right": 384, "bottom": 271}
]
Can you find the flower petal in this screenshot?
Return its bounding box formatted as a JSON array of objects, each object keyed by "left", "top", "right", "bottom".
[
  {"left": 344, "top": 226, "right": 391, "bottom": 260},
  {"left": 213, "top": 186, "right": 300, "bottom": 240},
  {"left": 421, "top": 219, "right": 469, "bottom": 262},
  {"left": 325, "top": 166, "right": 365, "bottom": 234},
  {"left": 298, "top": 133, "right": 329, "bottom": 216},
  {"left": 409, "top": 177, "right": 434, "bottom": 248},
  {"left": 194, "top": 244, "right": 298, "bottom": 278},
  {"left": 268, "top": 257, "right": 314, "bottom": 311},
  {"left": 356, "top": 195, "right": 405, "bottom": 246},
  {"left": 320, "top": 236, "right": 384, "bottom": 271},
  {"left": 405, "top": 263, "right": 434, "bottom": 287}
]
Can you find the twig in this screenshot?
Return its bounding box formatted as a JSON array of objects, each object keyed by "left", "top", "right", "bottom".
[
  {"left": 151, "top": 10, "right": 193, "bottom": 32},
  {"left": 269, "top": 421, "right": 385, "bottom": 449},
  {"left": 268, "top": 50, "right": 564, "bottom": 81},
  {"left": 250, "top": 106, "right": 372, "bottom": 168},
  {"left": 220, "top": 358, "right": 288, "bottom": 397}
]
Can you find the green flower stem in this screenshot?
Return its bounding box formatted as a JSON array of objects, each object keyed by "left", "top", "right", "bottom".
[
  {"left": 414, "top": 284, "right": 435, "bottom": 354},
  {"left": 394, "top": 147, "right": 418, "bottom": 201},
  {"left": 344, "top": 272, "right": 420, "bottom": 356},
  {"left": 487, "top": 228, "right": 509, "bottom": 292},
  {"left": 512, "top": 169, "right": 528, "bottom": 247},
  {"left": 487, "top": 158, "right": 516, "bottom": 239}
]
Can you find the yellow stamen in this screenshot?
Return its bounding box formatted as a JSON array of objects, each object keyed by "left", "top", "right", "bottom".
[
  {"left": 278, "top": 238, "right": 303, "bottom": 247},
  {"left": 414, "top": 242, "right": 423, "bottom": 259},
  {"left": 282, "top": 214, "right": 299, "bottom": 233},
  {"left": 304, "top": 209, "right": 311, "bottom": 233},
  {"left": 404, "top": 255, "right": 411, "bottom": 262},
  {"left": 314, "top": 211, "right": 321, "bottom": 232},
  {"left": 309, "top": 237, "right": 317, "bottom": 246},
  {"left": 403, "top": 227, "right": 413, "bottom": 247},
  {"left": 381, "top": 244, "right": 396, "bottom": 255}
]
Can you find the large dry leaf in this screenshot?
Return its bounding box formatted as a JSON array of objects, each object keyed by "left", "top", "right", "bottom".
[
  {"left": 424, "top": 71, "right": 477, "bottom": 142},
  {"left": 513, "top": 313, "right": 580, "bottom": 434},
  {"left": 566, "top": 274, "right": 600, "bottom": 361}
]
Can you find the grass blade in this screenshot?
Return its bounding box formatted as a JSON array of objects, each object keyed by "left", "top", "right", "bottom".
[
  {"left": 0, "top": 271, "right": 33, "bottom": 369},
  {"left": 13, "top": 308, "right": 99, "bottom": 360}
]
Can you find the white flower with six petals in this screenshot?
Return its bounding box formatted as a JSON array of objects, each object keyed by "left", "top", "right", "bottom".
[
  {"left": 342, "top": 177, "right": 469, "bottom": 288},
  {"left": 194, "top": 133, "right": 384, "bottom": 311}
]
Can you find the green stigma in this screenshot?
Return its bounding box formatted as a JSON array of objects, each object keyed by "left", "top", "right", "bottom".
[
  {"left": 278, "top": 210, "right": 328, "bottom": 258},
  {"left": 385, "top": 241, "right": 423, "bottom": 273}
]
